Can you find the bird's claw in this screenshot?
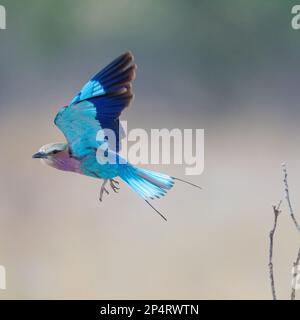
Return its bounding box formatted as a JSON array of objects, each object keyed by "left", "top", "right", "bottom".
[
  {"left": 99, "top": 179, "right": 109, "bottom": 202},
  {"left": 99, "top": 179, "right": 120, "bottom": 201},
  {"left": 110, "top": 179, "right": 120, "bottom": 193}
]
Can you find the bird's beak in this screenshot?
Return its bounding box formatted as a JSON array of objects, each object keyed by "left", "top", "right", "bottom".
[{"left": 32, "top": 151, "right": 47, "bottom": 159}]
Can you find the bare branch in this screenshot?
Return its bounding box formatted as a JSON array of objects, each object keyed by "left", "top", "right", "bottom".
[
  {"left": 282, "top": 164, "right": 300, "bottom": 300},
  {"left": 269, "top": 201, "right": 282, "bottom": 300},
  {"left": 282, "top": 163, "right": 300, "bottom": 234},
  {"left": 291, "top": 248, "right": 300, "bottom": 300}
]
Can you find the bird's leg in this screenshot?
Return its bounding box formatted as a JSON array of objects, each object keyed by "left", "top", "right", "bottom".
[
  {"left": 99, "top": 179, "right": 109, "bottom": 202},
  {"left": 110, "top": 179, "right": 120, "bottom": 193}
]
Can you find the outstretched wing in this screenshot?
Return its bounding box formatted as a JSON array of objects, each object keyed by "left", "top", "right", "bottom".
[{"left": 54, "top": 52, "right": 136, "bottom": 158}]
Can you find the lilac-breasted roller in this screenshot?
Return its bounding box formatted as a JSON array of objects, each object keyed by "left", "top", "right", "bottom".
[{"left": 33, "top": 52, "right": 200, "bottom": 220}]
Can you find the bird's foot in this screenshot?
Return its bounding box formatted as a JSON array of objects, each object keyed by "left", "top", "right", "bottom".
[
  {"left": 110, "top": 179, "right": 120, "bottom": 193},
  {"left": 99, "top": 179, "right": 109, "bottom": 202},
  {"left": 99, "top": 179, "right": 120, "bottom": 202}
]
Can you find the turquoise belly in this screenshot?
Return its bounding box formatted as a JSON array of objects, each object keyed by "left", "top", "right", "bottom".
[{"left": 80, "top": 154, "right": 120, "bottom": 179}]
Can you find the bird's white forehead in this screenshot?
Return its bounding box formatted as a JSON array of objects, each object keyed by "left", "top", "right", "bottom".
[{"left": 39, "top": 143, "right": 67, "bottom": 153}]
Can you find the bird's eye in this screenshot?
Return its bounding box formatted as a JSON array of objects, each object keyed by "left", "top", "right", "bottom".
[{"left": 52, "top": 150, "right": 59, "bottom": 154}]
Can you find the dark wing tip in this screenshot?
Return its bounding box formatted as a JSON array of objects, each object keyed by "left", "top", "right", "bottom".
[
  {"left": 127, "top": 64, "right": 137, "bottom": 81},
  {"left": 123, "top": 51, "right": 134, "bottom": 60}
]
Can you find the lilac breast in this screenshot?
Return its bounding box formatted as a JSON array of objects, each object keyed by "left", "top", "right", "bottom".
[{"left": 53, "top": 152, "right": 82, "bottom": 174}]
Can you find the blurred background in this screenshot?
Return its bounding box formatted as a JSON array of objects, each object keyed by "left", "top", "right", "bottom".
[{"left": 0, "top": 0, "right": 300, "bottom": 299}]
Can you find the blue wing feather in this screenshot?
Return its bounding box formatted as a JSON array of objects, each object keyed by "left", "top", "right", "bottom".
[
  {"left": 55, "top": 52, "right": 136, "bottom": 156},
  {"left": 69, "top": 51, "right": 135, "bottom": 106},
  {"left": 70, "top": 80, "right": 105, "bottom": 105}
]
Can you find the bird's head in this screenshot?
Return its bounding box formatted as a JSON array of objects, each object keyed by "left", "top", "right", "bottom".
[{"left": 32, "top": 143, "right": 68, "bottom": 167}]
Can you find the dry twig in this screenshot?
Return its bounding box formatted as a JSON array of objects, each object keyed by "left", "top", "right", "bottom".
[
  {"left": 269, "top": 201, "right": 282, "bottom": 300},
  {"left": 291, "top": 248, "right": 300, "bottom": 300},
  {"left": 282, "top": 164, "right": 300, "bottom": 300},
  {"left": 283, "top": 164, "right": 300, "bottom": 233},
  {"left": 269, "top": 165, "right": 300, "bottom": 300}
]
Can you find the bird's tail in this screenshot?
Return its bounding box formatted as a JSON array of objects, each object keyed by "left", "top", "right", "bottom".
[
  {"left": 120, "top": 165, "right": 175, "bottom": 201},
  {"left": 119, "top": 164, "right": 201, "bottom": 221}
]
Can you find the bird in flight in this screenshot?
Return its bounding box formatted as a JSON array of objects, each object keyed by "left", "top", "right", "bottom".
[{"left": 33, "top": 52, "right": 200, "bottom": 220}]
